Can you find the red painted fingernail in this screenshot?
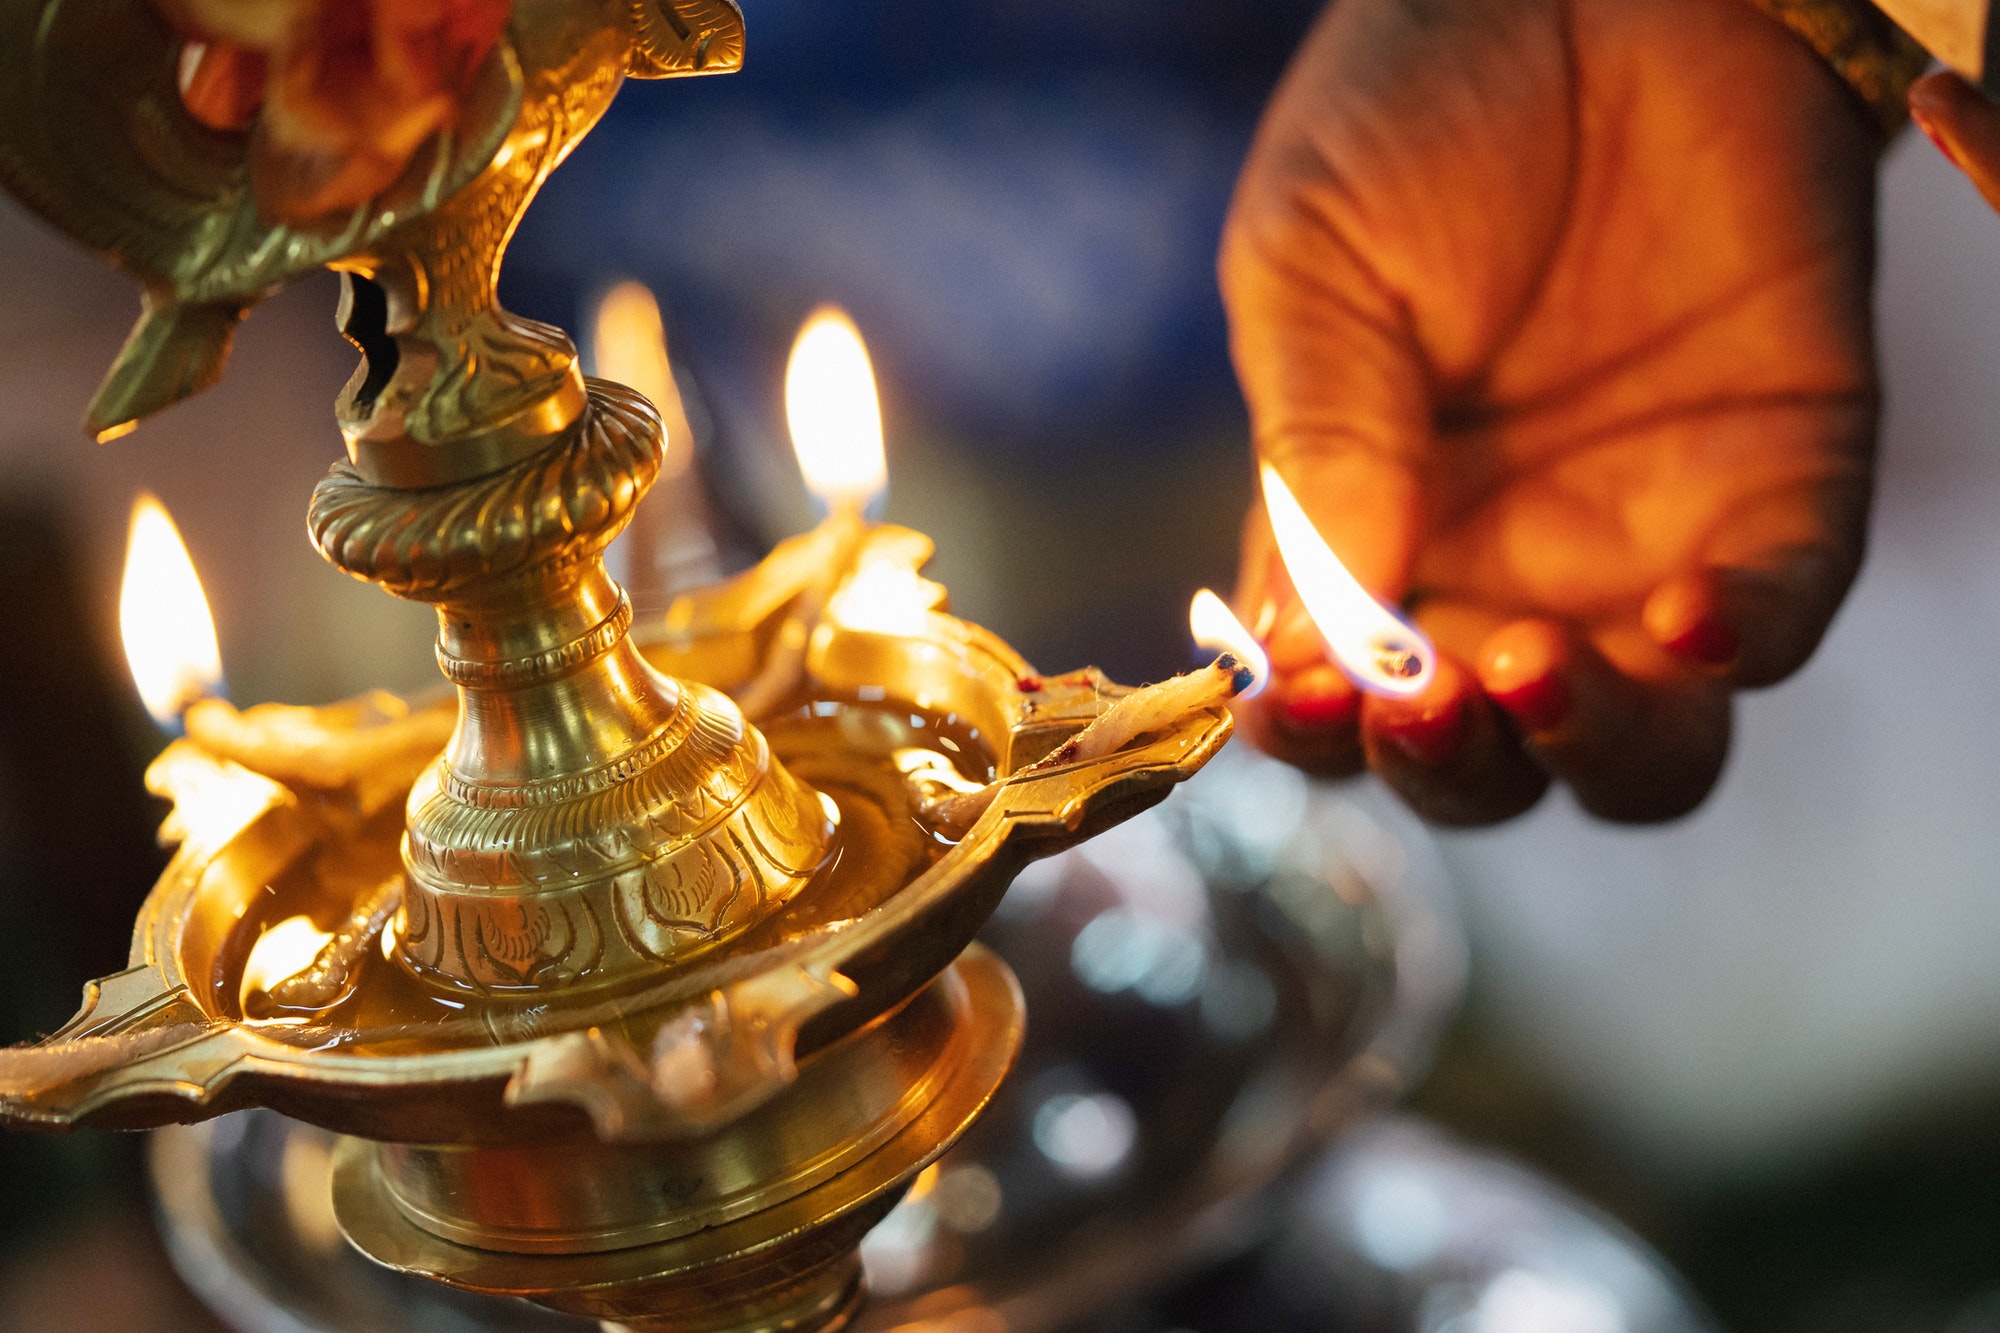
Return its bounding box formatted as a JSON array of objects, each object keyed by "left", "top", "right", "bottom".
[
  {"left": 1384, "top": 698, "right": 1466, "bottom": 765},
  {"left": 1667, "top": 616, "right": 1740, "bottom": 669},
  {"left": 1490, "top": 672, "right": 1570, "bottom": 733},
  {"left": 1913, "top": 108, "right": 1964, "bottom": 170},
  {"left": 1282, "top": 692, "right": 1355, "bottom": 730},
  {"left": 1279, "top": 668, "right": 1358, "bottom": 731}
]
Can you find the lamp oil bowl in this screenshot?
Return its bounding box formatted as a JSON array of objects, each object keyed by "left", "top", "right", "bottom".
[
  {"left": 0, "top": 0, "right": 1237, "bottom": 1324},
  {"left": 5, "top": 520, "right": 1230, "bottom": 1330}
]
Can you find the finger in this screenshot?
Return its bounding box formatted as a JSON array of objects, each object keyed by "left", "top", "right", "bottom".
[
  {"left": 1910, "top": 71, "right": 2000, "bottom": 213},
  {"left": 1641, "top": 435, "right": 1870, "bottom": 687},
  {"left": 1220, "top": 67, "right": 1429, "bottom": 607},
  {"left": 1231, "top": 551, "right": 1366, "bottom": 777},
  {"left": 1239, "top": 662, "right": 1365, "bottom": 779},
  {"left": 1360, "top": 655, "right": 1548, "bottom": 827},
  {"left": 1221, "top": 0, "right": 1577, "bottom": 604},
  {"left": 1480, "top": 619, "right": 1730, "bottom": 823},
  {"left": 1643, "top": 556, "right": 1853, "bottom": 689}
]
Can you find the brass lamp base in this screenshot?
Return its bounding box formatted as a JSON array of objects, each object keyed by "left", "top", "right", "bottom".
[{"left": 332, "top": 945, "right": 1021, "bottom": 1333}]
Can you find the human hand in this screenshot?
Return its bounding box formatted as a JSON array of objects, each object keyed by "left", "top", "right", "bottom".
[
  {"left": 1910, "top": 69, "right": 2000, "bottom": 211},
  {"left": 1223, "top": 0, "right": 1880, "bottom": 824}
]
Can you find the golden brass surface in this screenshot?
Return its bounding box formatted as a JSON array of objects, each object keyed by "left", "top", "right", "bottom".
[
  {"left": 0, "top": 0, "right": 1238, "bottom": 1324},
  {"left": 331, "top": 947, "right": 1021, "bottom": 1333},
  {"left": 368, "top": 959, "right": 981, "bottom": 1255},
  {"left": 0, "top": 0, "right": 743, "bottom": 452},
  {"left": 312, "top": 378, "right": 836, "bottom": 996},
  {"left": 0, "top": 533, "right": 1230, "bottom": 1142}
]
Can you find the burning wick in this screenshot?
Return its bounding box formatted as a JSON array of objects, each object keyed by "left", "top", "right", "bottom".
[
  {"left": 916, "top": 656, "right": 1255, "bottom": 836},
  {"left": 786, "top": 306, "right": 887, "bottom": 515},
  {"left": 240, "top": 875, "right": 403, "bottom": 1022},
  {"left": 733, "top": 305, "right": 888, "bottom": 718},
  {"left": 1259, "top": 464, "right": 1436, "bottom": 699},
  {"left": 1189, "top": 589, "right": 1269, "bottom": 700},
  {"left": 119, "top": 496, "right": 426, "bottom": 1013},
  {"left": 119, "top": 493, "right": 223, "bottom": 729}
]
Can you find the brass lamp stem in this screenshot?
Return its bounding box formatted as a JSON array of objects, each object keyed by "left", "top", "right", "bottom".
[{"left": 310, "top": 373, "right": 833, "bottom": 996}]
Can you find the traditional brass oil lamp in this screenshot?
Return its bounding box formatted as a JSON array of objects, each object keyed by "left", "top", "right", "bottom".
[{"left": 0, "top": 2, "right": 1246, "bottom": 1329}]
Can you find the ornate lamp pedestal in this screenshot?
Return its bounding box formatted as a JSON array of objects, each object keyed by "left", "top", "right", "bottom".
[{"left": 0, "top": 2, "right": 1233, "bottom": 1327}]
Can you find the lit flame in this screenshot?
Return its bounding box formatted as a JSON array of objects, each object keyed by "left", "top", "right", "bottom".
[
  {"left": 1188, "top": 589, "right": 1268, "bottom": 699},
  {"left": 828, "top": 552, "right": 936, "bottom": 636},
  {"left": 786, "top": 306, "right": 887, "bottom": 512},
  {"left": 120, "top": 494, "right": 223, "bottom": 726},
  {"left": 239, "top": 914, "right": 333, "bottom": 1018},
  {"left": 592, "top": 280, "right": 693, "bottom": 478},
  {"left": 1259, "top": 464, "right": 1435, "bottom": 698},
  {"left": 148, "top": 745, "right": 290, "bottom": 865}
]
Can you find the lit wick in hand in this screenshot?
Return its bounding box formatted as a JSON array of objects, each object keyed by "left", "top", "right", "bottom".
[{"left": 1259, "top": 464, "right": 1435, "bottom": 698}]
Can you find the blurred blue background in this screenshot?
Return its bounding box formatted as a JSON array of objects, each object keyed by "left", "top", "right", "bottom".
[{"left": 501, "top": 0, "right": 1321, "bottom": 682}]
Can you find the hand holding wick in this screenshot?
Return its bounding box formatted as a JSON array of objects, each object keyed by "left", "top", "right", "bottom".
[{"left": 1223, "top": 0, "right": 1877, "bottom": 824}]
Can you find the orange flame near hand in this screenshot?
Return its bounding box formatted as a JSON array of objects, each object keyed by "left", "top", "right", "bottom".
[
  {"left": 592, "top": 281, "right": 696, "bottom": 479},
  {"left": 1259, "top": 464, "right": 1434, "bottom": 699}
]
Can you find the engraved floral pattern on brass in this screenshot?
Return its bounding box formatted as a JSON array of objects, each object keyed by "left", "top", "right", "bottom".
[
  {"left": 356, "top": 947, "right": 1014, "bottom": 1257},
  {"left": 331, "top": 947, "right": 1023, "bottom": 1333},
  {"left": 312, "top": 378, "right": 834, "bottom": 995}
]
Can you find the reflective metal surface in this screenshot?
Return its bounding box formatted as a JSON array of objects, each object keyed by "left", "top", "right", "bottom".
[
  {"left": 153, "top": 752, "right": 1480, "bottom": 1332},
  {"left": 1195, "top": 1115, "right": 1720, "bottom": 1333},
  {"left": 0, "top": 0, "right": 1245, "bottom": 1325},
  {"left": 854, "top": 749, "right": 1464, "bottom": 1332}
]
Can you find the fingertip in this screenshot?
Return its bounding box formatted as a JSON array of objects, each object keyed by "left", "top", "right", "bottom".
[
  {"left": 1365, "top": 657, "right": 1473, "bottom": 766},
  {"left": 1911, "top": 100, "right": 1966, "bottom": 172},
  {"left": 1478, "top": 620, "right": 1574, "bottom": 735},
  {"left": 1272, "top": 662, "right": 1360, "bottom": 732},
  {"left": 1644, "top": 573, "right": 1740, "bottom": 672},
  {"left": 1360, "top": 656, "right": 1549, "bottom": 826},
  {"left": 1906, "top": 70, "right": 2000, "bottom": 210},
  {"left": 1241, "top": 661, "right": 1364, "bottom": 779},
  {"left": 1497, "top": 618, "right": 1734, "bottom": 824}
]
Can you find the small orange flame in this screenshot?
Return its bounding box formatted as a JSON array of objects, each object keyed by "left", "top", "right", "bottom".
[
  {"left": 1188, "top": 589, "right": 1268, "bottom": 699},
  {"left": 785, "top": 306, "right": 887, "bottom": 512},
  {"left": 120, "top": 494, "right": 222, "bottom": 726},
  {"left": 240, "top": 915, "right": 333, "bottom": 1020},
  {"left": 1259, "top": 464, "right": 1434, "bottom": 698},
  {"left": 829, "top": 554, "right": 935, "bottom": 636},
  {"left": 592, "top": 281, "right": 694, "bottom": 478}
]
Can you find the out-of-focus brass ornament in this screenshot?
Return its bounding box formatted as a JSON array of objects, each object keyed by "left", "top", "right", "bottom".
[{"left": 0, "top": 1, "right": 1233, "bottom": 1328}]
